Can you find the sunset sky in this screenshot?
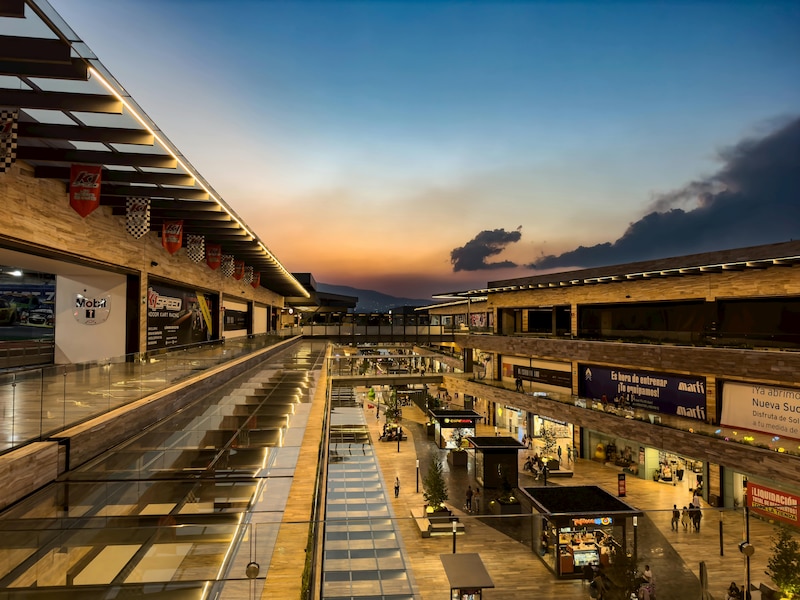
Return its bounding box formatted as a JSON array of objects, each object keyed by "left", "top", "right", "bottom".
[{"left": 50, "top": 0, "right": 800, "bottom": 298}]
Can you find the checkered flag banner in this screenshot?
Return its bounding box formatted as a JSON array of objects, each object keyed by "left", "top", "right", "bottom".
[
  {"left": 185, "top": 235, "right": 205, "bottom": 263},
  {"left": 243, "top": 266, "right": 254, "bottom": 285},
  {"left": 125, "top": 197, "right": 150, "bottom": 239},
  {"left": 221, "top": 255, "right": 235, "bottom": 278},
  {"left": 1, "top": 109, "right": 19, "bottom": 173}
]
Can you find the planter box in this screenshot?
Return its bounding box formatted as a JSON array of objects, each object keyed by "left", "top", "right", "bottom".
[
  {"left": 447, "top": 450, "right": 468, "bottom": 467},
  {"left": 488, "top": 500, "right": 522, "bottom": 515}
]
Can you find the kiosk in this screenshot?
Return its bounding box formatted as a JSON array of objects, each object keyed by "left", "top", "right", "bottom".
[
  {"left": 428, "top": 409, "right": 482, "bottom": 449},
  {"left": 466, "top": 436, "right": 526, "bottom": 489},
  {"left": 519, "top": 485, "right": 642, "bottom": 579},
  {"left": 440, "top": 553, "right": 495, "bottom": 600}
]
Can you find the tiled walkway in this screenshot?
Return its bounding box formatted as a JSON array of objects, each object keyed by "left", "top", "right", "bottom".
[{"left": 361, "top": 387, "right": 779, "bottom": 600}]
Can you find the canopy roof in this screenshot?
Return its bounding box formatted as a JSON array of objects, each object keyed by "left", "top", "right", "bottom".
[{"left": 0, "top": 0, "right": 308, "bottom": 298}]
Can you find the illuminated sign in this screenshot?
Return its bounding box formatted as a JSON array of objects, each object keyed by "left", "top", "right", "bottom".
[
  {"left": 748, "top": 482, "right": 799, "bottom": 525},
  {"left": 571, "top": 517, "right": 613, "bottom": 527}
]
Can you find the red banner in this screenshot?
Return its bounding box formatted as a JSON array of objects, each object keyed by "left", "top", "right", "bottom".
[
  {"left": 162, "top": 220, "right": 183, "bottom": 255},
  {"left": 69, "top": 164, "right": 102, "bottom": 218},
  {"left": 206, "top": 244, "right": 222, "bottom": 270},
  {"left": 251, "top": 272, "right": 261, "bottom": 288},
  {"left": 233, "top": 260, "right": 245, "bottom": 280},
  {"left": 747, "top": 482, "right": 799, "bottom": 526}
]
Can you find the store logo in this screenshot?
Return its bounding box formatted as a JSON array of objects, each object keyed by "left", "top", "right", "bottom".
[
  {"left": 147, "top": 288, "right": 182, "bottom": 311},
  {"left": 678, "top": 380, "right": 705, "bottom": 394},
  {"left": 74, "top": 293, "right": 111, "bottom": 325},
  {"left": 676, "top": 404, "right": 706, "bottom": 420}
]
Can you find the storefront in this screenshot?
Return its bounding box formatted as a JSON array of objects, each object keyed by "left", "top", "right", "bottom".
[
  {"left": 519, "top": 485, "right": 641, "bottom": 579},
  {"left": 428, "top": 409, "right": 482, "bottom": 449}
]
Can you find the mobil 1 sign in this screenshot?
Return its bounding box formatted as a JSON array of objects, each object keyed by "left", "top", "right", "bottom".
[{"left": 722, "top": 381, "right": 800, "bottom": 440}]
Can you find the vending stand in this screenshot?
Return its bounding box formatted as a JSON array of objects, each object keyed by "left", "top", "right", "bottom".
[
  {"left": 519, "top": 485, "right": 642, "bottom": 579},
  {"left": 440, "top": 553, "right": 495, "bottom": 600},
  {"left": 427, "top": 409, "right": 482, "bottom": 449}
]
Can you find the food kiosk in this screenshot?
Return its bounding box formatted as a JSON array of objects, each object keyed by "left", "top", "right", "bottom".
[
  {"left": 427, "top": 409, "right": 482, "bottom": 449},
  {"left": 519, "top": 485, "right": 642, "bottom": 579},
  {"left": 440, "top": 553, "right": 495, "bottom": 600}
]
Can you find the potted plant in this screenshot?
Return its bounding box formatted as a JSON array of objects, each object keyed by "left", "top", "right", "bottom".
[
  {"left": 447, "top": 428, "right": 468, "bottom": 467},
  {"left": 488, "top": 471, "right": 521, "bottom": 515},
  {"left": 422, "top": 456, "right": 450, "bottom": 518},
  {"left": 767, "top": 524, "right": 800, "bottom": 599}
]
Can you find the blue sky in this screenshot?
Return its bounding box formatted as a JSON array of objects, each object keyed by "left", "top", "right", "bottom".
[{"left": 51, "top": 0, "right": 800, "bottom": 297}]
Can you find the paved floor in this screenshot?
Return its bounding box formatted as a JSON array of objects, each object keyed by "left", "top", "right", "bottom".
[{"left": 361, "top": 390, "right": 778, "bottom": 600}]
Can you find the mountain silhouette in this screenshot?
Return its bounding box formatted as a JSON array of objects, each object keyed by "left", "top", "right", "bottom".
[{"left": 316, "top": 283, "right": 433, "bottom": 313}]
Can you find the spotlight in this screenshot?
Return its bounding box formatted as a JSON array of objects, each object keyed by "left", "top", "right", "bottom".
[{"left": 150, "top": 261, "right": 158, "bottom": 267}]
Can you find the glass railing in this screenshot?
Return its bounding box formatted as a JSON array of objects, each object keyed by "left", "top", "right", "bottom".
[
  {"left": 0, "top": 333, "right": 291, "bottom": 454},
  {"left": 462, "top": 376, "right": 800, "bottom": 459},
  {"left": 0, "top": 508, "right": 788, "bottom": 600}
]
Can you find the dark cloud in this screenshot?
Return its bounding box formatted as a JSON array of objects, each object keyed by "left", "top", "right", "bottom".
[
  {"left": 531, "top": 115, "right": 800, "bottom": 270},
  {"left": 451, "top": 227, "right": 522, "bottom": 272}
]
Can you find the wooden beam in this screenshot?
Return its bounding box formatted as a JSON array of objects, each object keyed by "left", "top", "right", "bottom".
[
  {"left": 18, "top": 122, "right": 154, "bottom": 145},
  {"left": 0, "top": 89, "right": 122, "bottom": 114},
  {"left": 34, "top": 166, "right": 195, "bottom": 186},
  {"left": 0, "top": 36, "right": 71, "bottom": 62},
  {"left": 0, "top": 58, "right": 88, "bottom": 80},
  {"left": 17, "top": 146, "right": 177, "bottom": 168}
]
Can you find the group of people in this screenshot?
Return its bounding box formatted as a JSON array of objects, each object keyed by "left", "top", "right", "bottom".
[
  {"left": 379, "top": 423, "right": 403, "bottom": 442},
  {"left": 671, "top": 492, "right": 703, "bottom": 532},
  {"left": 523, "top": 454, "right": 546, "bottom": 479},
  {"left": 464, "top": 485, "right": 480, "bottom": 513}
]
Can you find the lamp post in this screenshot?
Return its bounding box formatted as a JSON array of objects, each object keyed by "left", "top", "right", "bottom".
[
  {"left": 633, "top": 516, "right": 638, "bottom": 562},
  {"left": 415, "top": 459, "right": 420, "bottom": 493},
  {"left": 452, "top": 518, "right": 458, "bottom": 553}
]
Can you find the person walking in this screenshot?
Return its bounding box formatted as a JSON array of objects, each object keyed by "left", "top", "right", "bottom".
[
  {"left": 515, "top": 377, "right": 523, "bottom": 392},
  {"left": 465, "top": 485, "right": 473, "bottom": 512},
  {"left": 557, "top": 445, "right": 563, "bottom": 464},
  {"left": 671, "top": 504, "right": 680, "bottom": 531},
  {"left": 681, "top": 506, "right": 690, "bottom": 531},
  {"left": 567, "top": 444, "right": 573, "bottom": 464},
  {"left": 394, "top": 477, "right": 400, "bottom": 498}
]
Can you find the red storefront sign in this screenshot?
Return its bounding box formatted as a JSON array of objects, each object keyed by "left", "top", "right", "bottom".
[
  {"left": 747, "top": 482, "right": 799, "bottom": 526},
  {"left": 161, "top": 220, "right": 183, "bottom": 255},
  {"left": 69, "top": 164, "right": 102, "bottom": 217}
]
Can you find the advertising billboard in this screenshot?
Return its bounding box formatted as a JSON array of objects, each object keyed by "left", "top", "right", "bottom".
[
  {"left": 579, "top": 364, "right": 707, "bottom": 420},
  {"left": 721, "top": 381, "right": 800, "bottom": 440},
  {"left": 146, "top": 282, "right": 215, "bottom": 350}
]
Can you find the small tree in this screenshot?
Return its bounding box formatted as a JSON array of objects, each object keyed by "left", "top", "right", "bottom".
[
  {"left": 422, "top": 457, "right": 448, "bottom": 511},
  {"left": 767, "top": 524, "right": 800, "bottom": 599}
]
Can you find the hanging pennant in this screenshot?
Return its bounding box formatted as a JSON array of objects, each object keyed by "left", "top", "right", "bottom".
[
  {"left": 243, "top": 266, "right": 254, "bottom": 285},
  {"left": 206, "top": 244, "right": 222, "bottom": 270},
  {"left": 251, "top": 272, "right": 261, "bottom": 288},
  {"left": 221, "top": 255, "right": 235, "bottom": 278},
  {"left": 162, "top": 220, "right": 183, "bottom": 254},
  {"left": 0, "top": 108, "right": 18, "bottom": 173},
  {"left": 69, "top": 164, "right": 102, "bottom": 218},
  {"left": 186, "top": 234, "right": 205, "bottom": 262},
  {"left": 125, "top": 197, "right": 150, "bottom": 239},
  {"left": 233, "top": 260, "right": 245, "bottom": 280}
]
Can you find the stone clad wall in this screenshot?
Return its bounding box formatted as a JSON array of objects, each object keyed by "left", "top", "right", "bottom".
[{"left": 0, "top": 161, "right": 285, "bottom": 353}]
